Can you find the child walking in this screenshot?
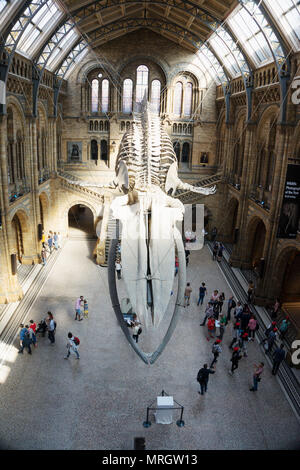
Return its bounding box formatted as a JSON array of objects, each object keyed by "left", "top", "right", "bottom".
[{"left": 83, "top": 299, "right": 89, "bottom": 318}]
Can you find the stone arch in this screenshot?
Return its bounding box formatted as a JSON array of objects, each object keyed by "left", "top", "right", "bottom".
[
  {"left": 291, "top": 120, "right": 300, "bottom": 159},
  {"left": 6, "top": 96, "right": 26, "bottom": 133},
  {"left": 168, "top": 62, "right": 207, "bottom": 88},
  {"left": 244, "top": 216, "right": 267, "bottom": 269},
  {"left": 63, "top": 199, "right": 98, "bottom": 225},
  {"left": 10, "top": 209, "right": 31, "bottom": 261},
  {"left": 67, "top": 201, "right": 97, "bottom": 239},
  {"left": 255, "top": 105, "right": 279, "bottom": 191},
  {"left": 270, "top": 245, "right": 300, "bottom": 300},
  {"left": 117, "top": 55, "right": 168, "bottom": 84}
]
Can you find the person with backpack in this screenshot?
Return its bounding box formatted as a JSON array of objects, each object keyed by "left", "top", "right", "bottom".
[
  {"left": 266, "top": 328, "right": 278, "bottom": 353},
  {"left": 217, "top": 292, "right": 225, "bottom": 314},
  {"left": 197, "top": 363, "right": 215, "bottom": 395},
  {"left": 28, "top": 319, "right": 37, "bottom": 348},
  {"left": 197, "top": 282, "right": 207, "bottom": 306},
  {"left": 200, "top": 302, "right": 214, "bottom": 326},
  {"left": 210, "top": 339, "right": 222, "bottom": 368},
  {"left": 279, "top": 317, "right": 289, "bottom": 339},
  {"left": 234, "top": 301, "right": 243, "bottom": 320},
  {"left": 212, "top": 242, "right": 218, "bottom": 261},
  {"left": 18, "top": 324, "right": 32, "bottom": 355},
  {"left": 229, "top": 321, "right": 242, "bottom": 349},
  {"left": 240, "top": 304, "right": 251, "bottom": 331},
  {"left": 131, "top": 314, "right": 142, "bottom": 343},
  {"left": 228, "top": 347, "right": 242, "bottom": 375},
  {"left": 64, "top": 332, "right": 80, "bottom": 359},
  {"left": 47, "top": 312, "right": 56, "bottom": 345},
  {"left": 240, "top": 332, "right": 249, "bottom": 357},
  {"left": 272, "top": 343, "right": 285, "bottom": 375},
  {"left": 216, "top": 243, "right": 224, "bottom": 262}
]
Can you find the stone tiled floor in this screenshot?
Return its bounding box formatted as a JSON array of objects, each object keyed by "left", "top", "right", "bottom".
[{"left": 0, "top": 240, "right": 299, "bottom": 450}]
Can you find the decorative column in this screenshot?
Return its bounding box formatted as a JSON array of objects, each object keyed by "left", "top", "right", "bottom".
[
  {"left": 29, "top": 117, "right": 42, "bottom": 260},
  {"left": 254, "top": 124, "right": 292, "bottom": 305},
  {"left": 0, "top": 115, "right": 23, "bottom": 302},
  {"left": 230, "top": 121, "right": 257, "bottom": 267}
]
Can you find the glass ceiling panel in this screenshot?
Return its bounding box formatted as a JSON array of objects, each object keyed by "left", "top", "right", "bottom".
[
  {"left": 264, "top": 0, "right": 300, "bottom": 50},
  {"left": 197, "top": 50, "right": 221, "bottom": 85},
  {"left": 64, "top": 47, "right": 88, "bottom": 80},
  {"left": 228, "top": 6, "right": 272, "bottom": 66},
  {"left": 17, "top": 1, "right": 64, "bottom": 58},
  {"left": 0, "top": 0, "right": 20, "bottom": 35},
  {"left": 209, "top": 34, "right": 240, "bottom": 77},
  {"left": 46, "top": 29, "right": 79, "bottom": 71}
]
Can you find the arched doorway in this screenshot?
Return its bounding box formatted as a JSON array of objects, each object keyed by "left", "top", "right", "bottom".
[
  {"left": 68, "top": 204, "right": 96, "bottom": 239},
  {"left": 11, "top": 213, "right": 24, "bottom": 263},
  {"left": 276, "top": 250, "right": 300, "bottom": 330},
  {"left": 227, "top": 198, "right": 239, "bottom": 243},
  {"left": 249, "top": 219, "right": 266, "bottom": 274},
  {"left": 181, "top": 142, "right": 190, "bottom": 170}
]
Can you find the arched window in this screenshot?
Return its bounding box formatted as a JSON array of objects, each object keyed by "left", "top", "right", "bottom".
[
  {"left": 182, "top": 142, "right": 190, "bottom": 164},
  {"left": 94, "top": 121, "right": 99, "bottom": 131},
  {"left": 91, "top": 140, "right": 98, "bottom": 160},
  {"left": 16, "top": 131, "right": 24, "bottom": 180},
  {"left": 173, "top": 141, "right": 180, "bottom": 160},
  {"left": 123, "top": 79, "right": 133, "bottom": 113},
  {"left": 7, "top": 108, "right": 14, "bottom": 184},
  {"left": 89, "top": 121, "right": 93, "bottom": 131},
  {"left": 91, "top": 79, "right": 99, "bottom": 113},
  {"left": 101, "top": 140, "right": 108, "bottom": 161},
  {"left": 41, "top": 129, "right": 46, "bottom": 168},
  {"left": 173, "top": 82, "right": 183, "bottom": 116},
  {"left": 101, "top": 79, "right": 109, "bottom": 113},
  {"left": 151, "top": 79, "right": 161, "bottom": 114},
  {"left": 136, "top": 65, "right": 148, "bottom": 103},
  {"left": 183, "top": 82, "right": 193, "bottom": 116}
]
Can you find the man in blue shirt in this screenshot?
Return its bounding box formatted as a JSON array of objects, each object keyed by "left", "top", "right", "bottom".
[
  {"left": 18, "top": 324, "right": 32, "bottom": 354},
  {"left": 197, "top": 282, "right": 207, "bottom": 306}
]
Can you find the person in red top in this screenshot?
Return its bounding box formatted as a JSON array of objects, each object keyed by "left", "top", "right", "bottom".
[
  {"left": 29, "top": 319, "right": 37, "bottom": 348},
  {"left": 207, "top": 317, "right": 215, "bottom": 341}
]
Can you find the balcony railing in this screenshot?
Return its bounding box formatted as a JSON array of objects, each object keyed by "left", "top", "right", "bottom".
[
  {"left": 38, "top": 168, "right": 50, "bottom": 185},
  {"left": 249, "top": 185, "right": 270, "bottom": 211},
  {"left": 9, "top": 181, "right": 30, "bottom": 204}
]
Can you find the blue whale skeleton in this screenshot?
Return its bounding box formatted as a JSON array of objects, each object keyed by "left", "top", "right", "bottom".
[{"left": 69, "top": 98, "right": 216, "bottom": 363}]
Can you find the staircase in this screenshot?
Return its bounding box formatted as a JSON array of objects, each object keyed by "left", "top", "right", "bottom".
[
  {"left": 58, "top": 173, "right": 104, "bottom": 203},
  {"left": 0, "top": 246, "right": 64, "bottom": 368},
  {"left": 175, "top": 172, "right": 223, "bottom": 204},
  {"left": 207, "top": 241, "right": 300, "bottom": 419},
  {"left": 103, "top": 213, "right": 121, "bottom": 266}
]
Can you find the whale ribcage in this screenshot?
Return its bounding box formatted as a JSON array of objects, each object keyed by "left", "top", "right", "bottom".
[{"left": 116, "top": 104, "right": 177, "bottom": 191}]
